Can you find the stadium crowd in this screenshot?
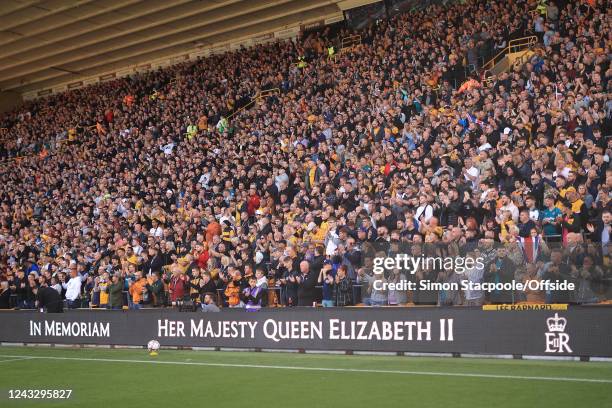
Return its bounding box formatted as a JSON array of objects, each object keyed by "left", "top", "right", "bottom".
[{"left": 0, "top": 0, "right": 610, "bottom": 311}]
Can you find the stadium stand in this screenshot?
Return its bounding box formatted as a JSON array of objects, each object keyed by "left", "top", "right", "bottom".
[{"left": 0, "top": 0, "right": 610, "bottom": 310}]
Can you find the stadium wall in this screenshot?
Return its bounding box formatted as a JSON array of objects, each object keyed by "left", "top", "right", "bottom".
[
  {"left": 0, "top": 91, "right": 23, "bottom": 114},
  {"left": 1, "top": 307, "right": 611, "bottom": 358}
]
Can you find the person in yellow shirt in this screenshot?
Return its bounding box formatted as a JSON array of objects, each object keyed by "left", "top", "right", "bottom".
[
  {"left": 67, "top": 128, "right": 77, "bottom": 143},
  {"left": 98, "top": 272, "right": 110, "bottom": 308},
  {"left": 566, "top": 188, "right": 587, "bottom": 228},
  {"left": 222, "top": 220, "right": 235, "bottom": 243},
  {"left": 297, "top": 56, "right": 307, "bottom": 69},
  {"left": 312, "top": 218, "right": 329, "bottom": 242},
  {"left": 186, "top": 121, "right": 198, "bottom": 139},
  {"left": 327, "top": 45, "right": 335, "bottom": 60}
]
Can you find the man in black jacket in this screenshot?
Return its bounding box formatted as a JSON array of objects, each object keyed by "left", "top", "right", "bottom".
[
  {"left": 142, "top": 247, "right": 164, "bottom": 276},
  {"left": 34, "top": 286, "right": 63, "bottom": 313},
  {"left": 588, "top": 210, "right": 611, "bottom": 244},
  {"left": 199, "top": 271, "right": 217, "bottom": 297},
  {"left": 12, "top": 270, "right": 27, "bottom": 308},
  {"left": 296, "top": 260, "right": 318, "bottom": 306},
  {"left": 587, "top": 210, "right": 611, "bottom": 260},
  {"left": 439, "top": 189, "right": 462, "bottom": 227}
]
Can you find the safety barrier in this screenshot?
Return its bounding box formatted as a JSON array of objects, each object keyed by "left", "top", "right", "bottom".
[
  {"left": 226, "top": 88, "right": 280, "bottom": 121},
  {"left": 481, "top": 36, "right": 537, "bottom": 81},
  {"left": 340, "top": 34, "right": 361, "bottom": 53}
]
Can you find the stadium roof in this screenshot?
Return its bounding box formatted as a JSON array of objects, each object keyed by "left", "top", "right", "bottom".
[{"left": 0, "top": 0, "right": 373, "bottom": 96}]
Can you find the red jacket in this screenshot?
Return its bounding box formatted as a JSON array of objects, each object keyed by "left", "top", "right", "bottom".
[
  {"left": 196, "top": 250, "right": 209, "bottom": 269},
  {"left": 247, "top": 194, "right": 261, "bottom": 216},
  {"left": 105, "top": 110, "right": 114, "bottom": 123},
  {"left": 169, "top": 274, "right": 188, "bottom": 302}
]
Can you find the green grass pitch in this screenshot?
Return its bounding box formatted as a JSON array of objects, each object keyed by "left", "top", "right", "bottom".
[{"left": 1, "top": 346, "right": 611, "bottom": 408}]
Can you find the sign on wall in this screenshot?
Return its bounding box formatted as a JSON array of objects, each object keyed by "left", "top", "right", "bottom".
[{"left": 1, "top": 308, "right": 611, "bottom": 357}]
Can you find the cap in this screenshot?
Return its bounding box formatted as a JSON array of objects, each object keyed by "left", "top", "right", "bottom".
[{"left": 503, "top": 127, "right": 511, "bottom": 135}]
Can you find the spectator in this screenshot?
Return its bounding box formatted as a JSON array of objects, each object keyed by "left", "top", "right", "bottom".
[
  {"left": 333, "top": 265, "right": 353, "bottom": 307},
  {"left": 297, "top": 260, "right": 318, "bottom": 306},
  {"left": 201, "top": 293, "right": 220, "bottom": 312},
  {"left": 189, "top": 268, "right": 203, "bottom": 303},
  {"left": 0, "top": 0, "right": 609, "bottom": 310},
  {"left": 538, "top": 249, "right": 573, "bottom": 303},
  {"left": 387, "top": 268, "right": 407, "bottom": 305},
  {"left": 199, "top": 271, "right": 217, "bottom": 299},
  {"left": 168, "top": 267, "right": 189, "bottom": 305},
  {"left": 486, "top": 247, "right": 516, "bottom": 304},
  {"left": 33, "top": 285, "right": 63, "bottom": 313},
  {"left": 366, "top": 270, "right": 387, "bottom": 306},
  {"left": 128, "top": 271, "right": 147, "bottom": 310},
  {"left": 463, "top": 252, "right": 486, "bottom": 306},
  {"left": 540, "top": 195, "right": 563, "bottom": 240},
  {"left": 146, "top": 272, "right": 165, "bottom": 307},
  {"left": 243, "top": 276, "right": 264, "bottom": 311},
  {"left": 521, "top": 263, "right": 545, "bottom": 303},
  {"left": 12, "top": 270, "right": 27, "bottom": 308},
  {"left": 0, "top": 281, "right": 11, "bottom": 309},
  {"left": 224, "top": 270, "right": 244, "bottom": 308},
  {"left": 108, "top": 274, "right": 124, "bottom": 310},
  {"left": 318, "top": 261, "right": 335, "bottom": 307},
  {"left": 64, "top": 267, "right": 82, "bottom": 309}
]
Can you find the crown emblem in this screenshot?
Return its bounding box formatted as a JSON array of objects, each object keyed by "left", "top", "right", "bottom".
[{"left": 546, "top": 313, "right": 567, "bottom": 332}]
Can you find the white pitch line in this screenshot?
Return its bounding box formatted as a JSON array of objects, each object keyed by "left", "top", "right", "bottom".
[
  {"left": 0, "top": 356, "right": 33, "bottom": 363},
  {"left": 0, "top": 354, "right": 611, "bottom": 384}
]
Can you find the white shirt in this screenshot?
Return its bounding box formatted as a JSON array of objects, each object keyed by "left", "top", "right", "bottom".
[
  {"left": 415, "top": 204, "right": 433, "bottom": 223},
  {"left": 480, "top": 188, "right": 494, "bottom": 203},
  {"left": 553, "top": 167, "right": 570, "bottom": 179},
  {"left": 463, "top": 265, "right": 484, "bottom": 300},
  {"left": 465, "top": 166, "right": 480, "bottom": 188},
  {"left": 160, "top": 143, "right": 175, "bottom": 155},
  {"left": 478, "top": 142, "right": 492, "bottom": 152},
  {"left": 198, "top": 172, "right": 210, "bottom": 188},
  {"left": 500, "top": 202, "right": 519, "bottom": 223},
  {"left": 325, "top": 230, "right": 340, "bottom": 256},
  {"left": 65, "top": 276, "right": 82, "bottom": 301},
  {"left": 149, "top": 226, "right": 163, "bottom": 238}
]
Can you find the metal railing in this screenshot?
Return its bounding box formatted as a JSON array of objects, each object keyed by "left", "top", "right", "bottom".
[
  {"left": 480, "top": 36, "right": 537, "bottom": 80},
  {"left": 226, "top": 88, "right": 280, "bottom": 121},
  {"left": 340, "top": 34, "right": 361, "bottom": 53}
]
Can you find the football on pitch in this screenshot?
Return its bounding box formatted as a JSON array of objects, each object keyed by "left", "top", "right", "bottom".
[{"left": 147, "top": 340, "right": 160, "bottom": 356}]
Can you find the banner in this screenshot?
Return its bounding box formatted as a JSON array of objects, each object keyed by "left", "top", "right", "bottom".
[{"left": 1, "top": 307, "right": 611, "bottom": 357}]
